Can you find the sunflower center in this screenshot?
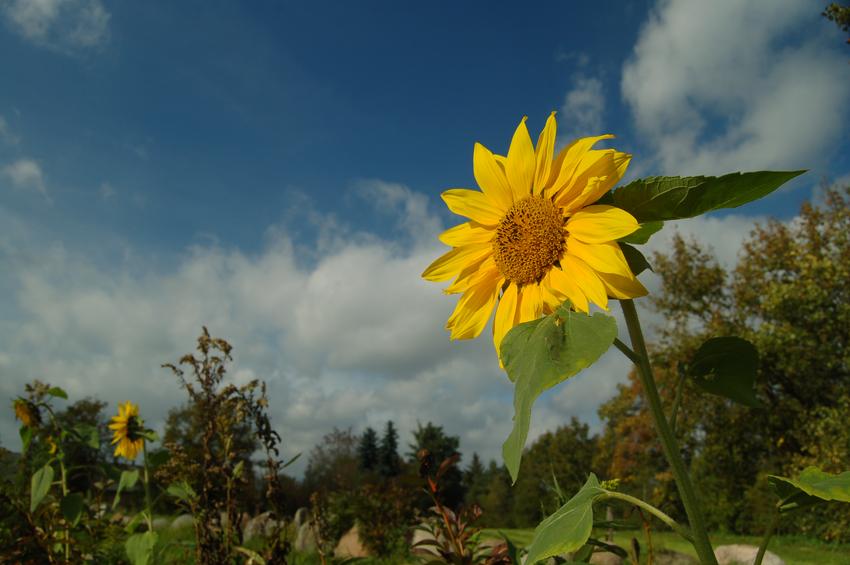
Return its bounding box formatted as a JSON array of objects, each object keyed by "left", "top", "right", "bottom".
[
  {"left": 126, "top": 416, "right": 144, "bottom": 441},
  {"left": 492, "top": 196, "right": 565, "bottom": 285}
]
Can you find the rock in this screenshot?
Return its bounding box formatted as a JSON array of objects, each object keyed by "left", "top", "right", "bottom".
[
  {"left": 170, "top": 514, "right": 194, "bottom": 530},
  {"left": 654, "top": 549, "right": 698, "bottom": 565},
  {"left": 715, "top": 544, "right": 785, "bottom": 565},
  {"left": 294, "top": 507, "right": 310, "bottom": 528},
  {"left": 295, "top": 522, "right": 316, "bottom": 552},
  {"left": 151, "top": 517, "right": 170, "bottom": 530},
  {"left": 589, "top": 551, "right": 623, "bottom": 565},
  {"left": 335, "top": 524, "right": 370, "bottom": 558},
  {"left": 243, "top": 511, "right": 278, "bottom": 542},
  {"left": 411, "top": 525, "right": 445, "bottom": 557}
]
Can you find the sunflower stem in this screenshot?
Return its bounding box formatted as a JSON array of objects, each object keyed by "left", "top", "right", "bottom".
[
  {"left": 142, "top": 441, "right": 153, "bottom": 532},
  {"left": 619, "top": 299, "right": 717, "bottom": 565},
  {"left": 754, "top": 511, "right": 780, "bottom": 565}
]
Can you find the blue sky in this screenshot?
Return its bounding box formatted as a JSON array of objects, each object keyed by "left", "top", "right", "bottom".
[{"left": 1, "top": 0, "right": 848, "bottom": 474}]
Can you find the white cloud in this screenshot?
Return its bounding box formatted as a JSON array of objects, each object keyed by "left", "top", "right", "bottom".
[
  {"left": 560, "top": 76, "right": 605, "bottom": 140},
  {"left": 2, "top": 0, "right": 110, "bottom": 51},
  {"left": 3, "top": 158, "right": 49, "bottom": 200},
  {"left": 621, "top": 0, "right": 850, "bottom": 176},
  {"left": 0, "top": 115, "right": 20, "bottom": 145}
]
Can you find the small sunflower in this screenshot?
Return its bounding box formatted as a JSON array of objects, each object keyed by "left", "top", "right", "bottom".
[
  {"left": 109, "top": 401, "right": 145, "bottom": 460},
  {"left": 422, "top": 113, "right": 647, "bottom": 359},
  {"left": 13, "top": 398, "right": 39, "bottom": 428}
]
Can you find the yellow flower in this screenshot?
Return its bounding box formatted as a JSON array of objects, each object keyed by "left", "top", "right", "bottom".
[
  {"left": 109, "top": 401, "right": 145, "bottom": 460},
  {"left": 47, "top": 436, "right": 58, "bottom": 455},
  {"left": 13, "top": 398, "right": 38, "bottom": 428},
  {"left": 422, "top": 113, "right": 647, "bottom": 359}
]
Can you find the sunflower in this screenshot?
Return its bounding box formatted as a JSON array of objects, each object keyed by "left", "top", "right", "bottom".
[
  {"left": 422, "top": 113, "right": 647, "bottom": 359},
  {"left": 13, "top": 398, "right": 39, "bottom": 428},
  {"left": 109, "top": 401, "right": 145, "bottom": 460}
]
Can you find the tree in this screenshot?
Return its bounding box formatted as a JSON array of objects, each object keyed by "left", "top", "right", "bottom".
[
  {"left": 824, "top": 2, "right": 850, "bottom": 44},
  {"left": 462, "top": 452, "right": 488, "bottom": 507},
  {"left": 358, "top": 427, "right": 379, "bottom": 472},
  {"left": 409, "top": 422, "right": 465, "bottom": 509},
  {"left": 55, "top": 398, "right": 109, "bottom": 494},
  {"left": 478, "top": 460, "right": 514, "bottom": 528},
  {"left": 377, "top": 421, "right": 401, "bottom": 479}
]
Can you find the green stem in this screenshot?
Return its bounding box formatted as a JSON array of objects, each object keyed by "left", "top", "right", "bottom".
[
  {"left": 754, "top": 512, "right": 780, "bottom": 565},
  {"left": 620, "top": 299, "right": 717, "bottom": 565},
  {"left": 142, "top": 441, "right": 153, "bottom": 532},
  {"left": 60, "top": 459, "right": 70, "bottom": 563},
  {"left": 598, "top": 491, "right": 693, "bottom": 543}
]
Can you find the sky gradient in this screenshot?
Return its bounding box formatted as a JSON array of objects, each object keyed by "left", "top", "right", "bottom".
[{"left": 1, "top": 0, "right": 848, "bottom": 475}]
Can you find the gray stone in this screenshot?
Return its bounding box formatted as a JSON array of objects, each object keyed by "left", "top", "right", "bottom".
[
  {"left": 295, "top": 522, "right": 316, "bottom": 552},
  {"left": 170, "top": 514, "right": 194, "bottom": 530},
  {"left": 335, "top": 524, "right": 369, "bottom": 558},
  {"left": 411, "top": 525, "right": 442, "bottom": 557},
  {"left": 151, "top": 517, "right": 170, "bottom": 530},
  {"left": 589, "top": 551, "right": 623, "bottom": 565},
  {"left": 715, "top": 544, "right": 785, "bottom": 565},
  {"left": 654, "top": 549, "right": 698, "bottom": 565},
  {"left": 243, "top": 511, "right": 278, "bottom": 542},
  {"left": 294, "top": 507, "right": 310, "bottom": 528}
]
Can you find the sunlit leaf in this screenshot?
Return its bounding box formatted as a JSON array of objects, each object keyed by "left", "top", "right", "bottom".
[
  {"left": 46, "top": 386, "right": 68, "bottom": 399},
  {"left": 125, "top": 531, "right": 158, "bottom": 565},
  {"left": 112, "top": 469, "right": 140, "bottom": 510},
  {"left": 501, "top": 305, "right": 617, "bottom": 483},
  {"left": 619, "top": 221, "right": 663, "bottom": 244},
  {"left": 30, "top": 463, "right": 54, "bottom": 513},
  {"left": 769, "top": 467, "right": 850, "bottom": 512}
]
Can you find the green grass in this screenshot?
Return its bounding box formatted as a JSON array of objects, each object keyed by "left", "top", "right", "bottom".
[{"left": 481, "top": 528, "right": 850, "bottom": 565}]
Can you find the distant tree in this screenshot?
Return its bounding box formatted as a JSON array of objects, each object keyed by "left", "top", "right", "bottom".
[
  {"left": 823, "top": 2, "right": 850, "bottom": 44},
  {"left": 303, "top": 427, "right": 361, "bottom": 494},
  {"left": 478, "top": 460, "right": 514, "bottom": 528},
  {"left": 462, "top": 452, "right": 488, "bottom": 507},
  {"left": 377, "top": 421, "right": 401, "bottom": 478},
  {"left": 409, "top": 422, "right": 465, "bottom": 509},
  {"left": 358, "top": 426, "right": 379, "bottom": 472}
]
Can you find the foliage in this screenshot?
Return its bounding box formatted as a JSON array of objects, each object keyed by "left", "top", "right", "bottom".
[
  {"left": 304, "top": 427, "right": 362, "bottom": 495},
  {"left": 358, "top": 427, "right": 380, "bottom": 473},
  {"left": 409, "top": 422, "right": 464, "bottom": 510},
  {"left": 378, "top": 421, "right": 402, "bottom": 479},
  {"left": 823, "top": 2, "right": 850, "bottom": 44}
]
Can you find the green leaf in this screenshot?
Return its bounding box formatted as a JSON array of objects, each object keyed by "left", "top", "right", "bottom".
[
  {"left": 125, "top": 531, "right": 158, "bottom": 565},
  {"left": 46, "top": 386, "right": 68, "bottom": 399},
  {"left": 74, "top": 423, "right": 100, "bottom": 449},
  {"left": 688, "top": 337, "right": 761, "bottom": 408},
  {"left": 30, "top": 463, "right": 55, "bottom": 513},
  {"left": 612, "top": 171, "right": 805, "bottom": 223},
  {"left": 501, "top": 305, "right": 617, "bottom": 482},
  {"left": 619, "top": 221, "right": 663, "bottom": 244},
  {"left": 167, "top": 481, "right": 197, "bottom": 503},
  {"left": 140, "top": 429, "right": 159, "bottom": 442},
  {"left": 20, "top": 425, "right": 32, "bottom": 453},
  {"left": 282, "top": 452, "right": 302, "bottom": 469},
  {"left": 112, "top": 469, "right": 140, "bottom": 510},
  {"left": 769, "top": 467, "right": 850, "bottom": 512},
  {"left": 146, "top": 449, "right": 170, "bottom": 468},
  {"left": 619, "top": 242, "right": 652, "bottom": 275},
  {"left": 525, "top": 474, "right": 605, "bottom": 564},
  {"left": 233, "top": 460, "right": 245, "bottom": 479},
  {"left": 60, "top": 492, "right": 85, "bottom": 526}
]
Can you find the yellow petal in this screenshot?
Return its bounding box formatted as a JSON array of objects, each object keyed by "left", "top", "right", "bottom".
[
  {"left": 545, "top": 266, "right": 590, "bottom": 313},
  {"left": 567, "top": 239, "right": 630, "bottom": 275},
  {"left": 566, "top": 205, "right": 640, "bottom": 243},
  {"left": 422, "top": 244, "right": 491, "bottom": 282},
  {"left": 505, "top": 117, "right": 535, "bottom": 201},
  {"left": 597, "top": 270, "right": 649, "bottom": 300},
  {"left": 441, "top": 189, "right": 504, "bottom": 225},
  {"left": 438, "top": 222, "right": 494, "bottom": 247},
  {"left": 444, "top": 257, "right": 499, "bottom": 294},
  {"left": 534, "top": 112, "right": 557, "bottom": 194},
  {"left": 557, "top": 151, "right": 632, "bottom": 212},
  {"left": 473, "top": 143, "right": 514, "bottom": 211},
  {"left": 562, "top": 254, "right": 608, "bottom": 310},
  {"left": 493, "top": 282, "right": 519, "bottom": 359},
  {"left": 544, "top": 134, "right": 614, "bottom": 197},
  {"left": 446, "top": 278, "right": 501, "bottom": 340},
  {"left": 518, "top": 283, "right": 544, "bottom": 323}
]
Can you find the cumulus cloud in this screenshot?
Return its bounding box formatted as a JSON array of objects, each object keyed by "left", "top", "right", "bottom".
[
  {"left": 621, "top": 0, "right": 850, "bottom": 176},
  {"left": 2, "top": 0, "right": 110, "bottom": 51},
  {"left": 0, "top": 115, "right": 20, "bottom": 145},
  {"left": 560, "top": 76, "right": 606, "bottom": 141},
  {"left": 3, "top": 158, "right": 49, "bottom": 200}
]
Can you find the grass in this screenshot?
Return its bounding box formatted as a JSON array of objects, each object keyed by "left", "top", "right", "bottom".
[{"left": 482, "top": 528, "right": 850, "bottom": 565}]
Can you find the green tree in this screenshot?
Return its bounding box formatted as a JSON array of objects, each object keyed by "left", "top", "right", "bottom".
[
  {"left": 304, "top": 427, "right": 361, "bottom": 494},
  {"left": 462, "top": 452, "right": 488, "bottom": 507},
  {"left": 54, "top": 397, "right": 109, "bottom": 494},
  {"left": 478, "top": 460, "right": 514, "bottom": 528},
  {"left": 409, "top": 421, "right": 465, "bottom": 509},
  {"left": 824, "top": 2, "right": 850, "bottom": 44},
  {"left": 358, "top": 426, "right": 379, "bottom": 472},
  {"left": 378, "top": 421, "right": 401, "bottom": 479}
]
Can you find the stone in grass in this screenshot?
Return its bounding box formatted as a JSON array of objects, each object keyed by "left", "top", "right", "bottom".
[
  {"left": 294, "top": 522, "right": 316, "bottom": 552},
  {"left": 170, "top": 514, "right": 194, "bottom": 530},
  {"left": 293, "top": 507, "right": 309, "bottom": 528},
  {"left": 715, "top": 544, "right": 785, "bottom": 565},
  {"left": 588, "top": 551, "right": 623, "bottom": 565},
  {"left": 334, "top": 524, "right": 370, "bottom": 558},
  {"left": 151, "top": 516, "right": 170, "bottom": 530},
  {"left": 243, "top": 511, "right": 278, "bottom": 542},
  {"left": 654, "top": 549, "right": 698, "bottom": 565}
]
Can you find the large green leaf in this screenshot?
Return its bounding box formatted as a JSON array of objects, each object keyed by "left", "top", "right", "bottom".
[
  {"left": 525, "top": 474, "right": 605, "bottom": 564},
  {"left": 619, "top": 221, "right": 663, "bottom": 244},
  {"left": 30, "top": 463, "right": 54, "bottom": 512},
  {"left": 769, "top": 467, "right": 850, "bottom": 512},
  {"left": 688, "top": 337, "right": 761, "bottom": 408},
  {"left": 501, "top": 304, "right": 617, "bottom": 482},
  {"left": 619, "top": 243, "right": 652, "bottom": 276},
  {"left": 126, "top": 531, "right": 158, "bottom": 565},
  {"left": 60, "top": 492, "right": 85, "bottom": 526},
  {"left": 19, "top": 425, "right": 32, "bottom": 453},
  {"left": 112, "top": 469, "right": 140, "bottom": 509},
  {"left": 46, "top": 386, "right": 68, "bottom": 399},
  {"left": 612, "top": 171, "right": 805, "bottom": 223}
]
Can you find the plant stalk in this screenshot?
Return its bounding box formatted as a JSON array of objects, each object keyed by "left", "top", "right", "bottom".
[
  {"left": 60, "top": 459, "right": 70, "bottom": 563},
  {"left": 142, "top": 441, "right": 153, "bottom": 532},
  {"left": 620, "top": 299, "right": 717, "bottom": 565},
  {"left": 754, "top": 511, "right": 780, "bottom": 565}
]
